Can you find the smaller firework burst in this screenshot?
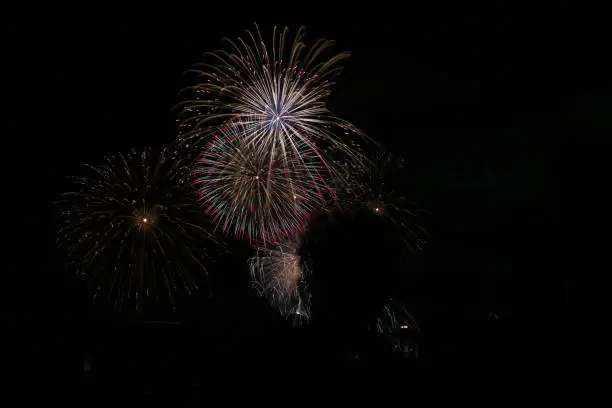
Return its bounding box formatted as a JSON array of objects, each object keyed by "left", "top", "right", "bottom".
[
  {"left": 57, "top": 147, "right": 222, "bottom": 311},
  {"left": 249, "top": 234, "right": 310, "bottom": 320},
  {"left": 334, "top": 151, "right": 428, "bottom": 253},
  {"left": 194, "top": 123, "right": 329, "bottom": 243}
]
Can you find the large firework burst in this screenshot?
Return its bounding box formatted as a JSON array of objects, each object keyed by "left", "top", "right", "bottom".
[
  {"left": 194, "top": 123, "right": 329, "bottom": 242},
  {"left": 177, "top": 23, "right": 367, "bottom": 185},
  {"left": 57, "top": 147, "right": 221, "bottom": 311},
  {"left": 335, "top": 151, "right": 428, "bottom": 253},
  {"left": 249, "top": 234, "right": 310, "bottom": 319}
]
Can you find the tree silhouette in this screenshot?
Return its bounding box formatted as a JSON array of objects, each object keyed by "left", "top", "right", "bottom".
[{"left": 300, "top": 210, "right": 404, "bottom": 339}]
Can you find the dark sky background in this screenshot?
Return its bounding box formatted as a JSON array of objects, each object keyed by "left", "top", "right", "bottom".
[{"left": 5, "top": 6, "right": 609, "bottom": 389}]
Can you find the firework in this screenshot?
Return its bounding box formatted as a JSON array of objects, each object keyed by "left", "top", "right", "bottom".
[
  {"left": 371, "top": 298, "right": 419, "bottom": 335},
  {"left": 194, "top": 123, "right": 328, "bottom": 242},
  {"left": 249, "top": 235, "right": 310, "bottom": 320},
  {"left": 335, "top": 151, "right": 428, "bottom": 253},
  {"left": 176, "top": 23, "right": 368, "bottom": 186},
  {"left": 370, "top": 299, "right": 420, "bottom": 359},
  {"left": 57, "top": 147, "right": 221, "bottom": 311}
]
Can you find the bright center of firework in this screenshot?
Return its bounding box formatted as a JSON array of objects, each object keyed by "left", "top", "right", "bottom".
[
  {"left": 254, "top": 175, "right": 259, "bottom": 180},
  {"left": 134, "top": 209, "right": 156, "bottom": 231},
  {"left": 369, "top": 201, "right": 385, "bottom": 215},
  {"left": 264, "top": 107, "right": 292, "bottom": 130}
]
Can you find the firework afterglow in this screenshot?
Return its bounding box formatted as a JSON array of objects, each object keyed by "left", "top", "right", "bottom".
[{"left": 249, "top": 234, "right": 310, "bottom": 318}]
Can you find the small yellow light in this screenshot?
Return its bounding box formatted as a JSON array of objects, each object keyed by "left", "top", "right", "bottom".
[
  {"left": 400, "top": 325, "right": 409, "bottom": 329},
  {"left": 142, "top": 218, "right": 148, "bottom": 223}
]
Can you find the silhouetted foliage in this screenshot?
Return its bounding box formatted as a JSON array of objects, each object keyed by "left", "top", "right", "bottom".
[{"left": 300, "top": 210, "right": 404, "bottom": 335}]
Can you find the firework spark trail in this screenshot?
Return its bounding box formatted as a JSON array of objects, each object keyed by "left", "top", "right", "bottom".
[
  {"left": 371, "top": 298, "right": 420, "bottom": 335},
  {"left": 194, "top": 123, "right": 329, "bottom": 242},
  {"left": 334, "top": 151, "right": 428, "bottom": 253},
  {"left": 57, "top": 147, "right": 222, "bottom": 311},
  {"left": 371, "top": 299, "right": 420, "bottom": 358},
  {"left": 176, "top": 23, "right": 369, "bottom": 190},
  {"left": 249, "top": 235, "right": 310, "bottom": 319}
]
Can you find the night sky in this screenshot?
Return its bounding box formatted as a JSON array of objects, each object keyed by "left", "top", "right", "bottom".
[{"left": 6, "top": 5, "right": 608, "bottom": 394}]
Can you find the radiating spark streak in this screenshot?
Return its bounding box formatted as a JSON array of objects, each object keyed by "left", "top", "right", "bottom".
[{"left": 372, "top": 298, "right": 420, "bottom": 335}]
